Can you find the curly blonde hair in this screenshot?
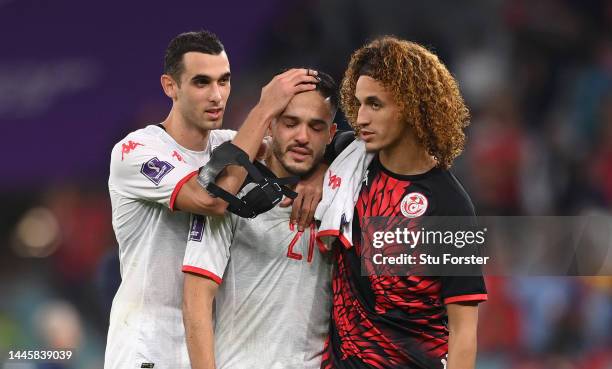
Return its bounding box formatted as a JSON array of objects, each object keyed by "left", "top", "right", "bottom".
[{"left": 341, "top": 36, "right": 470, "bottom": 169}]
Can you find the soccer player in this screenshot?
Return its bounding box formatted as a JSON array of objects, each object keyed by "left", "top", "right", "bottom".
[
  {"left": 316, "top": 37, "right": 487, "bottom": 369},
  {"left": 105, "top": 31, "right": 321, "bottom": 369},
  {"left": 181, "top": 72, "right": 339, "bottom": 369}
]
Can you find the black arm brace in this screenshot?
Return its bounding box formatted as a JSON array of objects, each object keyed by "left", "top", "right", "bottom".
[{"left": 198, "top": 141, "right": 299, "bottom": 218}]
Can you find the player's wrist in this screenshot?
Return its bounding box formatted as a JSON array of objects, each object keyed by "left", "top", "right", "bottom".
[
  {"left": 251, "top": 103, "right": 276, "bottom": 124},
  {"left": 197, "top": 142, "right": 248, "bottom": 191}
]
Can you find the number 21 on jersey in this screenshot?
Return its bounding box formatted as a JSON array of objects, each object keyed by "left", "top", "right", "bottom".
[{"left": 286, "top": 223, "right": 316, "bottom": 263}]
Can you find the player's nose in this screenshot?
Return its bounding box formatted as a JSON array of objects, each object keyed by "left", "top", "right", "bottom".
[
  {"left": 294, "top": 123, "right": 310, "bottom": 144},
  {"left": 208, "top": 83, "right": 222, "bottom": 103},
  {"left": 356, "top": 105, "right": 370, "bottom": 127}
]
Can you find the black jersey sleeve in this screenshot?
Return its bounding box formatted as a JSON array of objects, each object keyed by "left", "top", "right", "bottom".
[
  {"left": 440, "top": 276, "right": 488, "bottom": 304},
  {"left": 437, "top": 212, "right": 487, "bottom": 305},
  {"left": 436, "top": 171, "right": 488, "bottom": 304},
  {"left": 323, "top": 130, "right": 355, "bottom": 164}
]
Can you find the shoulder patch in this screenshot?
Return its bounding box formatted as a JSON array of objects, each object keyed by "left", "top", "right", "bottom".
[
  {"left": 140, "top": 157, "right": 175, "bottom": 185},
  {"left": 189, "top": 215, "right": 205, "bottom": 242}
]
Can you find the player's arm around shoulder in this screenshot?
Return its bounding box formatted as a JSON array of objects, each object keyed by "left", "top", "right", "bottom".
[
  {"left": 178, "top": 69, "right": 320, "bottom": 217},
  {"left": 446, "top": 302, "right": 479, "bottom": 369},
  {"left": 173, "top": 174, "right": 231, "bottom": 216},
  {"left": 108, "top": 128, "right": 234, "bottom": 216},
  {"left": 173, "top": 129, "right": 243, "bottom": 216}
]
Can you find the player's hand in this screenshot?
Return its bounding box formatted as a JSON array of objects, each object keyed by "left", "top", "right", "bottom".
[
  {"left": 257, "top": 68, "right": 319, "bottom": 118},
  {"left": 280, "top": 163, "right": 328, "bottom": 231}
]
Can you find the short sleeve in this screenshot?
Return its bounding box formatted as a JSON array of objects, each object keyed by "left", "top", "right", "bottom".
[
  {"left": 109, "top": 136, "right": 198, "bottom": 209},
  {"left": 434, "top": 175, "right": 486, "bottom": 304},
  {"left": 441, "top": 276, "right": 488, "bottom": 305},
  {"left": 437, "top": 211, "right": 487, "bottom": 305},
  {"left": 182, "top": 213, "right": 234, "bottom": 285}
]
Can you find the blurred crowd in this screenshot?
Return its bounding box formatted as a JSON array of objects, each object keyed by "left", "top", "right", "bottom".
[{"left": 1, "top": 0, "right": 611, "bottom": 368}]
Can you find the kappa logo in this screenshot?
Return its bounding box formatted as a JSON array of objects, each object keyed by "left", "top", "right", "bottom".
[
  {"left": 328, "top": 170, "right": 342, "bottom": 190},
  {"left": 121, "top": 140, "right": 144, "bottom": 161},
  {"left": 140, "top": 157, "right": 175, "bottom": 185},
  {"left": 400, "top": 192, "right": 428, "bottom": 218},
  {"left": 172, "top": 150, "right": 184, "bottom": 162}
]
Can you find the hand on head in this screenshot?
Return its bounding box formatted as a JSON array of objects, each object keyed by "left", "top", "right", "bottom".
[{"left": 258, "top": 68, "right": 320, "bottom": 118}]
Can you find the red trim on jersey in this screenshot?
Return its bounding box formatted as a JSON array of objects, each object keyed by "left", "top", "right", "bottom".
[
  {"left": 316, "top": 229, "right": 352, "bottom": 250},
  {"left": 182, "top": 265, "right": 222, "bottom": 285},
  {"left": 307, "top": 223, "right": 315, "bottom": 263},
  {"left": 444, "top": 294, "right": 488, "bottom": 304},
  {"left": 169, "top": 171, "right": 198, "bottom": 211},
  {"left": 315, "top": 237, "right": 328, "bottom": 253},
  {"left": 287, "top": 231, "right": 304, "bottom": 260}
]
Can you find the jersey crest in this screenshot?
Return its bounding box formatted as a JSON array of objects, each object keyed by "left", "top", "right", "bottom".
[{"left": 400, "top": 192, "right": 428, "bottom": 218}]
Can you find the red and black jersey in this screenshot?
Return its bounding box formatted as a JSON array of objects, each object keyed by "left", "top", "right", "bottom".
[{"left": 322, "top": 157, "right": 487, "bottom": 369}]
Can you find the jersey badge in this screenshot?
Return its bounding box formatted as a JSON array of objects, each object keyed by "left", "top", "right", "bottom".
[
  {"left": 189, "top": 215, "right": 205, "bottom": 242},
  {"left": 400, "top": 192, "right": 428, "bottom": 218},
  {"left": 140, "top": 157, "right": 175, "bottom": 185}
]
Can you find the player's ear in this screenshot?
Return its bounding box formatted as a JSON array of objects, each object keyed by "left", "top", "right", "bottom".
[
  {"left": 161, "top": 74, "right": 178, "bottom": 100},
  {"left": 327, "top": 123, "right": 337, "bottom": 144},
  {"left": 268, "top": 117, "right": 280, "bottom": 136}
]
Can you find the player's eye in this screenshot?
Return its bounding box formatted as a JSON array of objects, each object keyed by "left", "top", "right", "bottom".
[
  {"left": 371, "top": 102, "right": 381, "bottom": 110},
  {"left": 310, "top": 123, "right": 325, "bottom": 132},
  {"left": 281, "top": 119, "right": 297, "bottom": 127}
]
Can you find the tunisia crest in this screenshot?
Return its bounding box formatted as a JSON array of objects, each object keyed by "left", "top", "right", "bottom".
[{"left": 400, "top": 192, "right": 428, "bottom": 218}]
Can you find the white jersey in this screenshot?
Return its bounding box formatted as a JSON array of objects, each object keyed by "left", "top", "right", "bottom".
[
  {"left": 183, "top": 195, "right": 333, "bottom": 369},
  {"left": 105, "top": 124, "right": 235, "bottom": 369}
]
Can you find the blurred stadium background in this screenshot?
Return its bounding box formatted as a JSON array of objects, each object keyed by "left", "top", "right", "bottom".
[{"left": 1, "top": 0, "right": 611, "bottom": 368}]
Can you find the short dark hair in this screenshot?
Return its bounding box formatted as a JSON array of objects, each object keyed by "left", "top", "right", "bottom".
[
  {"left": 280, "top": 68, "right": 338, "bottom": 119},
  {"left": 314, "top": 71, "right": 339, "bottom": 119},
  {"left": 164, "top": 30, "right": 225, "bottom": 84}
]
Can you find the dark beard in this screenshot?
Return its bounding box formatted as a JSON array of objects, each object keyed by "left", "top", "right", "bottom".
[{"left": 271, "top": 141, "right": 322, "bottom": 177}]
